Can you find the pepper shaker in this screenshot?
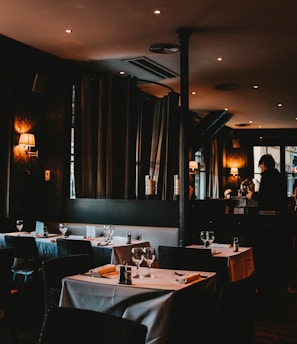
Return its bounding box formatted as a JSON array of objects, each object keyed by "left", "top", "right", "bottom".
[{"left": 233, "top": 237, "right": 239, "bottom": 252}]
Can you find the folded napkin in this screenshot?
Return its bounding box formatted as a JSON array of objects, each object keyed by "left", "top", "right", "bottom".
[
  {"left": 211, "top": 243, "right": 231, "bottom": 248},
  {"left": 176, "top": 272, "right": 201, "bottom": 284},
  {"left": 89, "top": 264, "right": 116, "bottom": 275}
]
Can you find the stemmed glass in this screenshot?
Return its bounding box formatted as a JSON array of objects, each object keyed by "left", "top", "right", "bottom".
[
  {"left": 16, "top": 219, "right": 24, "bottom": 232},
  {"left": 131, "top": 247, "right": 144, "bottom": 279},
  {"left": 143, "top": 246, "right": 156, "bottom": 278},
  {"left": 59, "top": 223, "right": 68, "bottom": 237},
  {"left": 208, "top": 231, "right": 215, "bottom": 248},
  {"left": 103, "top": 225, "right": 114, "bottom": 243},
  {"left": 200, "top": 230, "right": 209, "bottom": 248}
]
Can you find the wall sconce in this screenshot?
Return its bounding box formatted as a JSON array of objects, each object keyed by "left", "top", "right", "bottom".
[
  {"left": 189, "top": 161, "right": 198, "bottom": 174},
  {"left": 230, "top": 167, "right": 239, "bottom": 176},
  {"left": 19, "top": 133, "right": 38, "bottom": 158}
]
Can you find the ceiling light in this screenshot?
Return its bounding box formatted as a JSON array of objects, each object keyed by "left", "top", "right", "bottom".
[
  {"left": 217, "top": 57, "right": 223, "bottom": 61},
  {"left": 149, "top": 43, "right": 180, "bottom": 54},
  {"left": 154, "top": 9, "right": 162, "bottom": 14},
  {"left": 65, "top": 29, "right": 72, "bottom": 33}
]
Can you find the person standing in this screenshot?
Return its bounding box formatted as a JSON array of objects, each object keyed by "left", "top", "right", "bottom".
[{"left": 246, "top": 154, "right": 287, "bottom": 212}]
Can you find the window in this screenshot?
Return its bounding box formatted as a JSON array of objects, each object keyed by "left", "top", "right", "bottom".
[
  {"left": 193, "top": 148, "right": 206, "bottom": 199},
  {"left": 253, "top": 146, "right": 297, "bottom": 196}
]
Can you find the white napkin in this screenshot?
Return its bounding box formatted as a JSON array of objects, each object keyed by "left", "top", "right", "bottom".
[
  {"left": 176, "top": 272, "right": 201, "bottom": 284},
  {"left": 211, "top": 243, "right": 231, "bottom": 248},
  {"left": 89, "top": 264, "right": 116, "bottom": 275}
]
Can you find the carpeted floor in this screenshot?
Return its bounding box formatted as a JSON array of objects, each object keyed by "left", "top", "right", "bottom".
[{"left": 1, "top": 273, "right": 297, "bottom": 344}]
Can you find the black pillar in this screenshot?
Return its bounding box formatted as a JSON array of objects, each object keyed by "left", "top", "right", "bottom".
[{"left": 177, "top": 27, "right": 192, "bottom": 247}]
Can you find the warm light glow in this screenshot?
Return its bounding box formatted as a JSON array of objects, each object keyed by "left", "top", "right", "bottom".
[
  {"left": 189, "top": 161, "right": 198, "bottom": 174},
  {"left": 19, "top": 133, "right": 35, "bottom": 147},
  {"left": 230, "top": 167, "right": 239, "bottom": 176}
]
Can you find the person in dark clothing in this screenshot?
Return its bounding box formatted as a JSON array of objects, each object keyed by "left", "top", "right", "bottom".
[{"left": 246, "top": 154, "right": 287, "bottom": 212}]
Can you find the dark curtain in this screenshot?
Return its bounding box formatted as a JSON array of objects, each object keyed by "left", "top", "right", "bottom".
[
  {"left": 74, "top": 73, "right": 180, "bottom": 200},
  {"left": 136, "top": 92, "right": 180, "bottom": 200}
]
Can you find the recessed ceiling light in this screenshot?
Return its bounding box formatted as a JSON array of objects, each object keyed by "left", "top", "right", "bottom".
[
  {"left": 154, "top": 9, "right": 162, "bottom": 14},
  {"left": 119, "top": 71, "right": 125, "bottom": 75},
  {"left": 191, "top": 91, "right": 196, "bottom": 95},
  {"left": 277, "top": 103, "right": 283, "bottom": 107},
  {"left": 253, "top": 85, "right": 259, "bottom": 89},
  {"left": 65, "top": 29, "right": 72, "bottom": 33},
  {"left": 217, "top": 57, "right": 223, "bottom": 61}
]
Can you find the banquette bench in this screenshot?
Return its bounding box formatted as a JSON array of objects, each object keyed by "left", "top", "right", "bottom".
[{"left": 46, "top": 222, "right": 179, "bottom": 260}]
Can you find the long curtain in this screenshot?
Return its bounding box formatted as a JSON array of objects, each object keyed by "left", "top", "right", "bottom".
[
  {"left": 136, "top": 92, "right": 180, "bottom": 200},
  {"left": 74, "top": 73, "right": 180, "bottom": 200},
  {"left": 207, "top": 138, "right": 219, "bottom": 198}
]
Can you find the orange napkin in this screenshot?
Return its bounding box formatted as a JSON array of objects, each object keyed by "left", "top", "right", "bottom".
[
  {"left": 89, "top": 264, "right": 116, "bottom": 275},
  {"left": 176, "top": 272, "right": 201, "bottom": 284}
]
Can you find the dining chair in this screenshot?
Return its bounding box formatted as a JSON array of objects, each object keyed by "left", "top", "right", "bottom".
[
  {"left": 41, "top": 253, "right": 95, "bottom": 323},
  {"left": 4, "top": 235, "right": 41, "bottom": 285},
  {"left": 169, "top": 271, "right": 257, "bottom": 344},
  {"left": 0, "top": 248, "right": 18, "bottom": 344},
  {"left": 158, "top": 245, "right": 229, "bottom": 291},
  {"left": 56, "top": 237, "right": 94, "bottom": 262},
  {"left": 39, "top": 306, "right": 148, "bottom": 344}
]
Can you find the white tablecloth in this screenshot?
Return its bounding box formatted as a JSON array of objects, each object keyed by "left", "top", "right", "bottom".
[
  {"left": 186, "top": 244, "right": 255, "bottom": 282},
  {"left": 0, "top": 232, "right": 149, "bottom": 265},
  {"left": 59, "top": 266, "right": 216, "bottom": 344}
]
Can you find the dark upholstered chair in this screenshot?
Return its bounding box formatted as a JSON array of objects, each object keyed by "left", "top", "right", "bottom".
[
  {"left": 169, "top": 272, "right": 257, "bottom": 344},
  {"left": 0, "top": 248, "right": 17, "bottom": 344},
  {"left": 4, "top": 235, "right": 41, "bottom": 284},
  {"left": 158, "top": 245, "right": 229, "bottom": 291},
  {"left": 56, "top": 237, "right": 94, "bottom": 260},
  {"left": 41, "top": 254, "right": 95, "bottom": 322},
  {"left": 39, "top": 307, "right": 147, "bottom": 344}
]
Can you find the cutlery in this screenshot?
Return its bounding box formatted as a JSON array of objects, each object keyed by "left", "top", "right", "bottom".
[
  {"left": 83, "top": 272, "right": 110, "bottom": 278},
  {"left": 174, "top": 271, "right": 208, "bottom": 279}
]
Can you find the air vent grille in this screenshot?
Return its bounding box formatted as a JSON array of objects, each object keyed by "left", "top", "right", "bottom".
[{"left": 123, "top": 56, "right": 179, "bottom": 79}]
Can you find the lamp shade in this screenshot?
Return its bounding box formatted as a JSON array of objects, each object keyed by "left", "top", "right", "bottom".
[
  {"left": 230, "top": 167, "right": 239, "bottom": 176},
  {"left": 189, "top": 161, "right": 198, "bottom": 170},
  {"left": 19, "top": 133, "right": 35, "bottom": 147}
]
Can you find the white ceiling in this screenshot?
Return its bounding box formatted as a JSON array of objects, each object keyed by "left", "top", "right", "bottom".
[{"left": 1, "top": 0, "right": 297, "bottom": 129}]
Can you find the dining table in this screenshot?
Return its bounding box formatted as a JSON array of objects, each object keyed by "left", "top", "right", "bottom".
[
  {"left": 59, "top": 265, "right": 216, "bottom": 344},
  {"left": 185, "top": 243, "right": 255, "bottom": 282},
  {"left": 0, "top": 232, "right": 150, "bottom": 266}
]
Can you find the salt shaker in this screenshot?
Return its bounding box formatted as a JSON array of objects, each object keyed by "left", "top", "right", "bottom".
[
  {"left": 126, "top": 232, "right": 132, "bottom": 244},
  {"left": 233, "top": 237, "right": 239, "bottom": 252}
]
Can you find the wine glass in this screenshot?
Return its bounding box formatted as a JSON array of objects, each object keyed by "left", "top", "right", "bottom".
[
  {"left": 200, "top": 230, "right": 209, "bottom": 248},
  {"left": 131, "top": 247, "right": 144, "bottom": 278},
  {"left": 16, "top": 219, "right": 23, "bottom": 232},
  {"left": 208, "top": 231, "right": 215, "bottom": 248},
  {"left": 59, "top": 223, "right": 68, "bottom": 237},
  {"left": 143, "top": 246, "right": 156, "bottom": 278},
  {"left": 103, "top": 225, "right": 114, "bottom": 243}
]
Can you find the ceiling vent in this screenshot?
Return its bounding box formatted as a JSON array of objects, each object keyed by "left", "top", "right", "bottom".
[{"left": 123, "top": 56, "right": 179, "bottom": 79}]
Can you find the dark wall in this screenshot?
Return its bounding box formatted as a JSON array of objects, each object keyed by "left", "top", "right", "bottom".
[{"left": 64, "top": 199, "right": 179, "bottom": 227}]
